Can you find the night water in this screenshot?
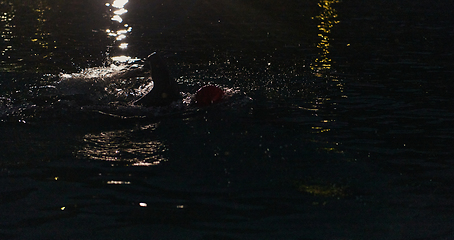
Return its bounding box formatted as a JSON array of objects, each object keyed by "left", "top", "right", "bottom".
[{"left": 1, "top": 0, "right": 454, "bottom": 239}]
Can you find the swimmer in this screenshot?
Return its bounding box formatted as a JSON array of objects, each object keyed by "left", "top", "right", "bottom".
[
  {"left": 133, "top": 52, "right": 224, "bottom": 107},
  {"left": 132, "top": 52, "right": 181, "bottom": 107}
]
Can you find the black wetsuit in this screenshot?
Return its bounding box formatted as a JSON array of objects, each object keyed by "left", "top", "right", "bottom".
[{"left": 133, "top": 52, "right": 181, "bottom": 107}]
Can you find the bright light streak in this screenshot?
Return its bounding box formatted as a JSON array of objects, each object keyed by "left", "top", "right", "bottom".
[
  {"left": 111, "top": 55, "right": 131, "bottom": 62},
  {"left": 113, "top": 8, "right": 128, "bottom": 15},
  {"left": 111, "top": 15, "right": 123, "bottom": 23},
  {"left": 116, "top": 34, "right": 126, "bottom": 41},
  {"left": 112, "top": 0, "right": 129, "bottom": 8},
  {"left": 107, "top": 180, "right": 131, "bottom": 185},
  {"left": 116, "top": 29, "right": 128, "bottom": 35}
]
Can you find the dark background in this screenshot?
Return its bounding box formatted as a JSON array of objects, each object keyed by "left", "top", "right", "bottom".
[{"left": 1, "top": 0, "right": 454, "bottom": 239}]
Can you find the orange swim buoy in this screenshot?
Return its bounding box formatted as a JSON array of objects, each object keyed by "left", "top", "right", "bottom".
[{"left": 195, "top": 85, "right": 224, "bottom": 106}]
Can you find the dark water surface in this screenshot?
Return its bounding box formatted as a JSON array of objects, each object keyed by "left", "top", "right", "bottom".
[{"left": 1, "top": 0, "right": 454, "bottom": 239}]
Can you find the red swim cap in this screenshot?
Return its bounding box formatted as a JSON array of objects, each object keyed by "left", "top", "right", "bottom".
[{"left": 195, "top": 85, "right": 224, "bottom": 106}]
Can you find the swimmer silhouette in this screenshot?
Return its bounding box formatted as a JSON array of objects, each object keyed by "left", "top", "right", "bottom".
[
  {"left": 133, "top": 52, "right": 225, "bottom": 107},
  {"left": 132, "top": 52, "right": 181, "bottom": 107}
]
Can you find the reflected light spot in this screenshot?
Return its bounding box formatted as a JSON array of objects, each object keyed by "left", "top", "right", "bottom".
[
  {"left": 111, "top": 55, "right": 140, "bottom": 63},
  {"left": 117, "top": 29, "right": 129, "bottom": 35},
  {"left": 112, "top": 0, "right": 129, "bottom": 8},
  {"left": 111, "top": 15, "right": 123, "bottom": 23},
  {"left": 132, "top": 161, "right": 160, "bottom": 166},
  {"left": 111, "top": 55, "right": 131, "bottom": 62},
  {"left": 107, "top": 180, "right": 131, "bottom": 185},
  {"left": 312, "top": 126, "right": 331, "bottom": 133},
  {"left": 113, "top": 8, "right": 128, "bottom": 15},
  {"left": 116, "top": 34, "right": 126, "bottom": 41},
  {"left": 139, "top": 202, "right": 147, "bottom": 207},
  {"left": 119, "top": 43, "right": 128, "bottom": 49}
]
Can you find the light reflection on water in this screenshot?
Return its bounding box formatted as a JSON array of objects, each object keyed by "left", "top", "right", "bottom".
[
  {"left": 1, "top": 1, "right": 53, "bottom": 71},
  {"left": 106, "top": 0, "right": 133, "bottom": 63},
  {"left": 0, "top": 0, "right": 111, "bottom": 72},
  {"left": 311, "top": 0, "right": 340, "bottom": 75},
  {"left": 77, "top": 123, "right": 167, "bottom": 166},
  {"left": 1, "top": 2, "right": 15, "bottom": 61},
  {"left": 307, "top": 0, "right": 346, "bottom": 153}
]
